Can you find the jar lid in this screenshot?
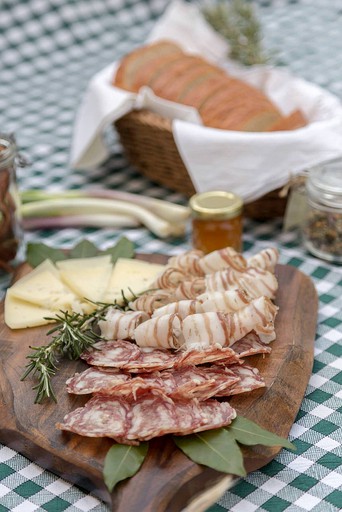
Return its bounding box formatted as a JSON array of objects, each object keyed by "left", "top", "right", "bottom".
[
  {"left": 307, "top": 158, "right": 342, "bottom": 208},
  {"left": 189, "top": 190, "right": 243, "bottom": 220}
]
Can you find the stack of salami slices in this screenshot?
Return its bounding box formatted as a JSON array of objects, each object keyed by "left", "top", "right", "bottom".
[{"left": 58, "top": 246, "right": 279, "bottom": 445}]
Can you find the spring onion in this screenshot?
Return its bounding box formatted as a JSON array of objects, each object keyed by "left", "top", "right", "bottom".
[{"left": 20, "top": 191, "right": 189, "bottom": 238}]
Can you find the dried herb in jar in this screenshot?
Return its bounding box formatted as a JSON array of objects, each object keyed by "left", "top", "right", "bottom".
[{"left": 303, "top": 159, "right": 342, "bottom": 264}]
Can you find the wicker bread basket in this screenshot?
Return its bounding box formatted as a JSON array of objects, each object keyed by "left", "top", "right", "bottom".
[{"left": 115, "top": 109, "right": 287, "bottom": 219}]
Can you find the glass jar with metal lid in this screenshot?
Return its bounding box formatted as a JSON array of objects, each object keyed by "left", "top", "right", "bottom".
[
  {"left": 0, "top": 134, "right": 23, "bottom": 273},
  {"left": 302, "top": 158, "right": 342, "bottom": 263},
  {"left": 189, "top": 190, "right": 243, "bottom": 254}
]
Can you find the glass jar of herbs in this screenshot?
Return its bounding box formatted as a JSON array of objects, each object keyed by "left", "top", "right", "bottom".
[
  {"left": 302, "top": 158, "right": 342, "bottom": 264},
  {"left": 0, "top": 135, "right": 23, "bottom": 273}
]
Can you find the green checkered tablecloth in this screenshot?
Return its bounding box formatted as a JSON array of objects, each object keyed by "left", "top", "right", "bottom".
[{"left": 1, "top": 1, "right": 341, "bottom": 511}]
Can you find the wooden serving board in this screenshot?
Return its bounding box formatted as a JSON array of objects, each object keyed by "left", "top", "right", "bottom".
[{"left": 0, "top": 255, "right": 318, "bottom": 512}]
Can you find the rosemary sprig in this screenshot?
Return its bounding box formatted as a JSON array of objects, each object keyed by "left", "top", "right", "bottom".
[{"left": 21, "top": 301, "right": 125, "bottom": 404}]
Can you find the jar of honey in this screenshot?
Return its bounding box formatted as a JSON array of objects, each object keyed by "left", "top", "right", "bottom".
[{"left": 189, "top": 191, "right": 243, "bottom": 254}]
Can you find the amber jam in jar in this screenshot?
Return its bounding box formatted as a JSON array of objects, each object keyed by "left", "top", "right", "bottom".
[{"left": 189, "top": 191, "right": 243, "bottom": 254}]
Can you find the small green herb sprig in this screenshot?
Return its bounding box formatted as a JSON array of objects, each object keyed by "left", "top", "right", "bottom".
[
  {"left": 21, "top": 305, "right": 109, "bottom": 403},
  {"left": 203, "top": 0, "right": 272, "bottom": 66}
]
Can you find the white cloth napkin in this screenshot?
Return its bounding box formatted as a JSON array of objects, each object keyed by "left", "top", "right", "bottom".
[{"left": 70, "top": 0, "right": 342, "bottom": 203}]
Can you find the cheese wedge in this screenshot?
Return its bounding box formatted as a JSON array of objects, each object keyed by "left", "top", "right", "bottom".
[
  {"left": 59, "top": 263, "right": 113, "bottom": 308},
  {"left": 4, "top": 293, "right": 58, "bottom": 329},
  {"left": 8, "top": 260, "right": 78, "bottom": 311},
  {"left": 56, "top": 255, "right": 111, "bottom": 270},
  {"left": 103, "top": 258, "right": 165, "bottom": 304}
]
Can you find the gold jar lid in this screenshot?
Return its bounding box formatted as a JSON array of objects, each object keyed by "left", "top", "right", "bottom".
[{"left": 189, "top": 191, "right": 243, "bottom": 220}]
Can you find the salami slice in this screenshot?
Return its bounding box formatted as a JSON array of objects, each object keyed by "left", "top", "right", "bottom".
[
  {"left": 81, "top": 340, "right": 241, "bottom": 373},
  {"left": 66, "top": 367, "right": 131, "bottom": 395},
  {"left": 67, "top": 365, "right": 241, "bottom": 401},
  {"left": 57, "top": 393, "right": 236, "bottom": 444},
  {"left": 231, "top": 332, "right": 272, "bottom": 357},
  {"left": 214, "top": 364, "right": 265, "bottom": 396}
]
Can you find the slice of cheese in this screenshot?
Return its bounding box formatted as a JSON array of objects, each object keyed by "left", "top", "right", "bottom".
[
  {"left": 8, "top": 260, "right": 78, "bottom": 311},
  {"left": 56, "top": 255, "right": 111, "bottom": 271},
  {"left": 59, "top": 263, "right": 113, "bottom": 308},
  {"left": 103, "top": 258, "right": 165, "bottom": 304},
  {"left": 4, "top": 293, "right": 58, "bottom": 329}
]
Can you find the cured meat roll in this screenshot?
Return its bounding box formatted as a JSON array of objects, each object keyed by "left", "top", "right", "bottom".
[
  {"left": 152, "top": 299, "right": 205, "bottom": 319},
  {"left": 129, "top": 289, "right": 172, "bottom": 315},
  {"left": 98, "top": 308, "right": 149, "bottom": 340},
  {"left": 57, "top": 393, "right": 237, "bottom": 444},
  {"left": 247, "top": 247, "right": 279, "bottom": 273},
  {"left": 167, "top": 250, "right": 204, "bottom": 276},
  {"left": 181, "top": 296, "right": 278, "bottom": 349},
  {"left": 198, "top": 247, "right": 247, "bottom": 274},
  {"left": 134, "top": 313, "right": 183, "bottom": 349},
  {"left": 205, "top": 267, "right": 278, "bottom": 299}
]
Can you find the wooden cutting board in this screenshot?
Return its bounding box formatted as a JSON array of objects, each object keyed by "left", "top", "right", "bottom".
[{"left": 0, "top": 255, "right": 318, "bottom": 511}]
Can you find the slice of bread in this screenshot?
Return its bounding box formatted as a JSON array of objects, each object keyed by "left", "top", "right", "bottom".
[
  {"left": 113, "top": 41, "right": 303, "bottom": 133},
  {"left": 268, "top": 109, "right": 307, "bottom": 131},
  {"left": 113, "top": 40, "right": 182, "bottom": 91}
]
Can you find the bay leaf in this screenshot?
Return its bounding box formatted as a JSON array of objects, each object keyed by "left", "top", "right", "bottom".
[
  {"left": 102, "top": 236, "right": 135, "bottom": 263},
  {"left": 174, "top": 428, "right": 246, "bottom": 477},
  {"left": 26, "top": 242, "right": 66, "bottom": 267},
  {"left": 103, "top": 442, "right": 149, "bottom": 492},
  {"left": 69, "top": 239, "right": 99, "bottom": 258},
  {"left": 228, "top": 416, "right": 296, "bottom": 451}
]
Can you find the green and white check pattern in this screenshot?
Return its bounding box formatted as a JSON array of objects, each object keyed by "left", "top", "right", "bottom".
[{"left": 1, "top": 1, "right": 341, "bottom": 510}]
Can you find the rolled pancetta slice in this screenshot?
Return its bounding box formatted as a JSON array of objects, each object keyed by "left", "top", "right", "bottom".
[
  {"left": 198, "top": 247, "right": 247, "bottom": 274},
  {"left": 57, "top": 393, "right": 236, "bottom": 444},
  {"left": 98, "top": 308, "right": 149, "bottom": 341},
  {"left": 167, "top": 250, "right": 204, "bottom": 276},
  {"left": 205, "top": 267, "right": 278, "bottom": 299},
  {"left": 247, "top": 247, "right": 279, "bottom": 273},
  {"left": 134, "top": 313, "right": 183, "bottom": 349},
  {"left": 198, "top": 288, "right": 251, "bottom": 313},
  {"left": 152, "top": 299, "right": 204, "bottom": 319},
  {"left": 152, "top": 267, "right": 188, "bottom": 289},
  {"left": 181, "top": 296, "right": 278, "bottom": 349},
  {"left": 173, "top": 278, "right": 205, "bottom": 300},
  {"left": 129, "top": 289, "right": 173, "bottom": 315}
]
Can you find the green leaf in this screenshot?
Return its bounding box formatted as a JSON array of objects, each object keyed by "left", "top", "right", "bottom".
[
  {"left": 174, "top": 428, "right": 246, "bottom": 477},
  {"left": 228, "top": 416, "right": 296, "bottom": 451},
  {"left": 103, "top": 442, "right": 149, "bottom": 492},
  {"left": 101, "top": 236, "right": 135, "bottom": 263},
  {"left": 26, "top": 243, "right": 66, "bottom": 267},
  {"left": 69, "top": 239, "right": 99, "bottom": 258}
]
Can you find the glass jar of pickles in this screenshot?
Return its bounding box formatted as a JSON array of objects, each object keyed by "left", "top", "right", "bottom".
[
  {"left": 302, "top": 158, "right": 342, "bottom": 264},
  {"left": 189, "top": 190, "right": 243, "bottom": 254},
  {"left": 0, "top": 135, "right": 23, "bottom": 273}
]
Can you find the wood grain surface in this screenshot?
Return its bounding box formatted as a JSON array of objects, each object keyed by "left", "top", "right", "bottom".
[{"left": 0, "top": 256, "right": 318, "bottom": 511}]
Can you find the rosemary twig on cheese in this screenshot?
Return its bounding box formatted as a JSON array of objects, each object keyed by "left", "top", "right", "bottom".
[{"left": 21, "top": 303, "right": 119, "bottom": 404}]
